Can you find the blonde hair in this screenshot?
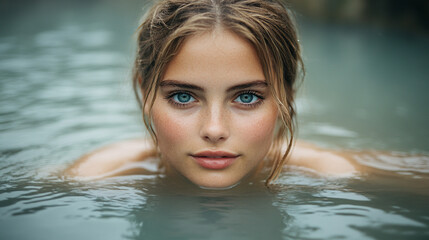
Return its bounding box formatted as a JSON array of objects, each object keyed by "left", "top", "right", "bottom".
[{"left": 133, "top": 0, "right": 304, "bottom": 186}]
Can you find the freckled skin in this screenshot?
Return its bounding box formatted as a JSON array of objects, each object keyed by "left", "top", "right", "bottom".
[
  {"left": 64, "top": 30, "right": 357, "bottom": 183},
  {"left": 151, "top": 29, "right": 278, "bottom": 188}
]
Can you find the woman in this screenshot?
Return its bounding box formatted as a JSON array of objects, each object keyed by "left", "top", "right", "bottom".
[{"left": 65, "top": 0, "right": 355, "bottom": 189}]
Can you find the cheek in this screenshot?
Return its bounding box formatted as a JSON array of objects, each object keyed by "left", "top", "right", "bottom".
[
  {"left": 152, "top": 110, "right": 190, "bottom": 146},
  {"left": 235, "top": 107, "right": 278, "bottom": 146},
  {"left": 151, "top": 99, "right": 194, "bottom": 149}
]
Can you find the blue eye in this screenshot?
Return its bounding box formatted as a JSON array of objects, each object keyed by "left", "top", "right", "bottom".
[
  {"left": 172, "top": 92, "right": 195, "bottom": 104},
  {"left": 235, "top": 93, "right": 259, "bottom": 104}
]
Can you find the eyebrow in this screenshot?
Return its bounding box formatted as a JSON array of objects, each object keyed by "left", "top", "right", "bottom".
[
  {"left": 159, "top": 80, "right": 204, "bottom": 91},
  {"left": 159, "top": 80, "right": 268, "bottom": 92}
]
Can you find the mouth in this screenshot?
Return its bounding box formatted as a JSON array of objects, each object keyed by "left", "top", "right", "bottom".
[{"left": 190, "top": 150, "right": 241, "bottom": 170}]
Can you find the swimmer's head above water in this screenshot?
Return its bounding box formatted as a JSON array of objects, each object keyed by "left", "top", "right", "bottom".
[{"left": 132, "top": 0, "right": 304, "bottom": 189}]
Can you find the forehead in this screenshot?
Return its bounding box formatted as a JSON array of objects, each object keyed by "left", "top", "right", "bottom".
[{"left": 162, "top": 29, "right": 265, "bottom": 87}]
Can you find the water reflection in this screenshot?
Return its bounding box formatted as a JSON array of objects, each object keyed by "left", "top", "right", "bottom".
[
  {"left": 273, "top": 170, "right": 429, "bottom": 239},
  {"left": 1, "top": 169, "right": 428, "bottom": 239},
  {"left": 126, "top": 177, "right": 284, "bottom": 240}
]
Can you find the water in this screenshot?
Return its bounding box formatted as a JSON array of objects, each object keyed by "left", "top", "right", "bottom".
[{"left": 1, "top": 1, "right": 428, "bottom": 239}]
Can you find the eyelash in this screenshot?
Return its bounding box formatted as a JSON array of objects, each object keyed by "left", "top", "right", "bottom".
[
  {"left": 165, "top": 91, "right": 196, "bottom": 108},
  {"left": 165, "top": 90, "right": 265, "bottom": 109},
  {"left": 233, "top": 90, "right": 265, "bottom": 108}
]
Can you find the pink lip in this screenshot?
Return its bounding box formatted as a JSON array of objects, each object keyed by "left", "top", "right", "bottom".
[{"left": 191, "top": 150, "right": 240, "bottom": 170}]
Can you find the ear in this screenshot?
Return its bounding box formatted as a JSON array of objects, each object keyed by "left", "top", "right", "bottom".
[
  {"left": 138, "top": 76, "right": 149, "bottom": 115},
  {"left": 138, "top": 75, "right": 143, "bottom": 86},
  {"left": 143, "top": 102, "right": 150, "bottom": 116},
  {"left": 138, "top": 75, "right": 145, "bottom": 96}
]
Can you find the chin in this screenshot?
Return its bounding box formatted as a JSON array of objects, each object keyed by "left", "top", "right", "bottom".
[{"left": 188, "top": 173, "right": 244, "bottom": 190}]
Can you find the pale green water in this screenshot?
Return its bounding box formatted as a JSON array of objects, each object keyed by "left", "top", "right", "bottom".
[{"left": 0, "top": 1, "right": 428, "bottom": 240}]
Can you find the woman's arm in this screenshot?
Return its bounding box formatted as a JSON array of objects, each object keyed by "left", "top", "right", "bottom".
[
  {"left": 64, "top": 139, "right": 158, "bottom": 178},
  {"left": 288, "top": 141, "right": 357, "bottom": 175}
]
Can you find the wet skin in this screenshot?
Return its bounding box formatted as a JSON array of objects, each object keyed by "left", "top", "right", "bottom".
[{"left": 64, "top": 30, "right": 356, "bottom": 187}]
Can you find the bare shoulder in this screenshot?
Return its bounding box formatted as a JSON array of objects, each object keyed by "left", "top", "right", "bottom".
[
  {"left": 64, "top": 138, "right": 158, "bottom": 178},
  {"left": 287, "top": 141, "right": 357, "bottom": 176}
]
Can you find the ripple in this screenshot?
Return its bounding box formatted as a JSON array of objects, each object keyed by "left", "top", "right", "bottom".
[
  {"left": 356, "top": 151, "right": 429, "bottom": 173},
  {"left": 315, "top": 189, "right": 370, "bottom": 201}
]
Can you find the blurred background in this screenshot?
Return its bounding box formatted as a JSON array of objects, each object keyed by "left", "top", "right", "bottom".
[
  {"left": 1, "top": 0, "right": 428, "bottom": 35},
  {"left": 290, "top": 0, "right": 429, "bottom": 34}
]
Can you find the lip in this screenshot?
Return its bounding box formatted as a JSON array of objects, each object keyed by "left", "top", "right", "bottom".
[{"left": 190, "top": 150, "right": 240, "bottom": 170}]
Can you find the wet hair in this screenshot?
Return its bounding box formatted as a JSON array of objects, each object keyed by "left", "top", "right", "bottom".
[{"left": 132, "top": 0, "right": 304, "bottom": 186}]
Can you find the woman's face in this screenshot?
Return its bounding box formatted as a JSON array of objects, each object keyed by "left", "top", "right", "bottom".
[{"left": 151, "top": 29, "right": 278, "bottom": 189}]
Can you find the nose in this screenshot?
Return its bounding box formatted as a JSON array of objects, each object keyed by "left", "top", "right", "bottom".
[{"left": 199, "top": 103, "right": 230, "bottom": 143}]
